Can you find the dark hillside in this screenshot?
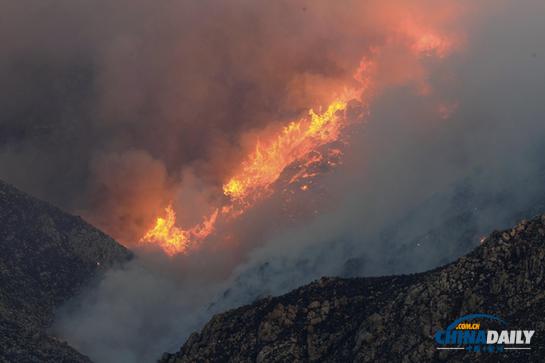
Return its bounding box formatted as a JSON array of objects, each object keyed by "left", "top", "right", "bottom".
[
  {"left": 161, "top": 215, "right": 545, "bottom": 363},
  {"left": 0, "top": 180, "right": 131, "bottom": 362}
]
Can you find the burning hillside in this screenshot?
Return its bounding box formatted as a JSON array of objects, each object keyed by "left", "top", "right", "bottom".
[
  {"left": 140, "top": 97, "right": 355, "bottom": 255},
  {"left": 0, "top": 1, "right": 470, "bottom": 255},
  {"left": 3, "top": 1, "right": 545, "bottom": 362},
  {"left": 139, "top": 21, "right": 461, "bottom": 256}
]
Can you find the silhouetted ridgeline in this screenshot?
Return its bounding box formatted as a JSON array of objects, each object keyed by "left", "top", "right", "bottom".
[
  {"left": 0, "top": 180, "right": 131, "bottom": 362},
  {"left": 2, "top": 177, "right": 544, "bottom": 362},
  {"left": 160, "top": 216, "right": 545, "bottom": 363}
]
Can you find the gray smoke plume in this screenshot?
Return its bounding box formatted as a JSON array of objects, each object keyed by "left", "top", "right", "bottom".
[{"left": 1, "top": 0, "right": 544, "bottom": 362}]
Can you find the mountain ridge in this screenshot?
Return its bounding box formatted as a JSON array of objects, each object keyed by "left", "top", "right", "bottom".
[
  {"left": 160, "top": 214, "right": 545, "bottom": 362},
  {"left": 0, "top": 179, "right": 132, "bottom": 362}
]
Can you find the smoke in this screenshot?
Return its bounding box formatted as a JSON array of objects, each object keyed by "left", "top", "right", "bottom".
[
  {"left": 85, "top": 150, "right": 170, "bottom": 243},
  {"left": 52, "top": 257, "right": 221, "bottom": 363},
  {"left": 0, "top": 0, "right": 466, "bottom": 245},
  {"left": 2, "top": 0, "right": 545, "bottom": 362},
  {"left": 220, "top": 0, "right": 545, "bottom": 294}
]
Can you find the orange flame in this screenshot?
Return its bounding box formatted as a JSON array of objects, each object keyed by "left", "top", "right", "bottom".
[
  {"left": 223, "top": 96, "right": 352, "bottom": 205},
  {"left": 140, "top": 205, "right": 189, "bottom": 255},
  {"left": 140, "top": 97, "right": 354, "bottom": 255},
  {"left": 140, "top": 205, "right": 218, "bottom": 255},
  {"left": 140, "top": 23, "right": 461, "bottom": 256}
]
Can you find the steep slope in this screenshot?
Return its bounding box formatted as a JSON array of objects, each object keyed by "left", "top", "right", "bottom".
[
  {"left": 0, "top": 179, "right": 131, "bottom": 362},
  {"left": 160, "top": 215, "right": 545, "bottom": 363}
]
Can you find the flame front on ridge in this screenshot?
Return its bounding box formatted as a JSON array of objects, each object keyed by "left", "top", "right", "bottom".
[
  {"left": 140, "top": 96, "right": 354, "bottom": 255},
  {"left": 140, "top": 23, "right": 460, "bottom": 256}
]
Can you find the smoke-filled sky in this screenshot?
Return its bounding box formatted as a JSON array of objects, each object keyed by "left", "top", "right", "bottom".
[
  {"left": 2, "top": 0, "right": 545, "bottom": 362},
  {"left": 0, "top": 0, "right": 468, "bottom": 244}
]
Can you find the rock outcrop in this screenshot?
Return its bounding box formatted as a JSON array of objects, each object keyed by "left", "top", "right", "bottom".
[
  {"left": 160, "top": 215, "right": 545, "bottom": 362},
  {"left": 0, "top": 180, "right": 131, "bottom": 362}
]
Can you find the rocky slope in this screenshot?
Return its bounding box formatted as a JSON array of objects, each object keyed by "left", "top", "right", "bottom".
[
  {"left": 160, "top": 215, "right": 545, "bottom": 363},
  {"left": 0, "top": 179, "right": 131, "bottom": 362}
]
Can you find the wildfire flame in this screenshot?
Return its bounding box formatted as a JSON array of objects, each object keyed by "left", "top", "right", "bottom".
[
  {"left": 141, "top": 205, "right": 188, "bottom": 255},
  {"left": 141, "top": 205, "right": 218, "bottom": 255},
  {"left": 140, "top": 24, "right": 460, "bottom": 256},
  {"left": 140, "top": 97, "right": 354, "bottom": 255},
  {"left": 223, "top": 97, "right": 352, "bottom": 205}
]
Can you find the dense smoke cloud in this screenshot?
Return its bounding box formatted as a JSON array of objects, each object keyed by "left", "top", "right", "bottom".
[
  {"left": 210, "top": 0, "right": 545, "bottom": 305},
  {"left": 2, "top": 0, "right": 545, "bottom": 362},
  {"left": 0, "top": 0, "right": 465, "bottom": 244}
]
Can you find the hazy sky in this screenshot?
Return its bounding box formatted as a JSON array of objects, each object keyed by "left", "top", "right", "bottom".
[{"left": 1, "top": 1, "right": 545, "bottom": 362}]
